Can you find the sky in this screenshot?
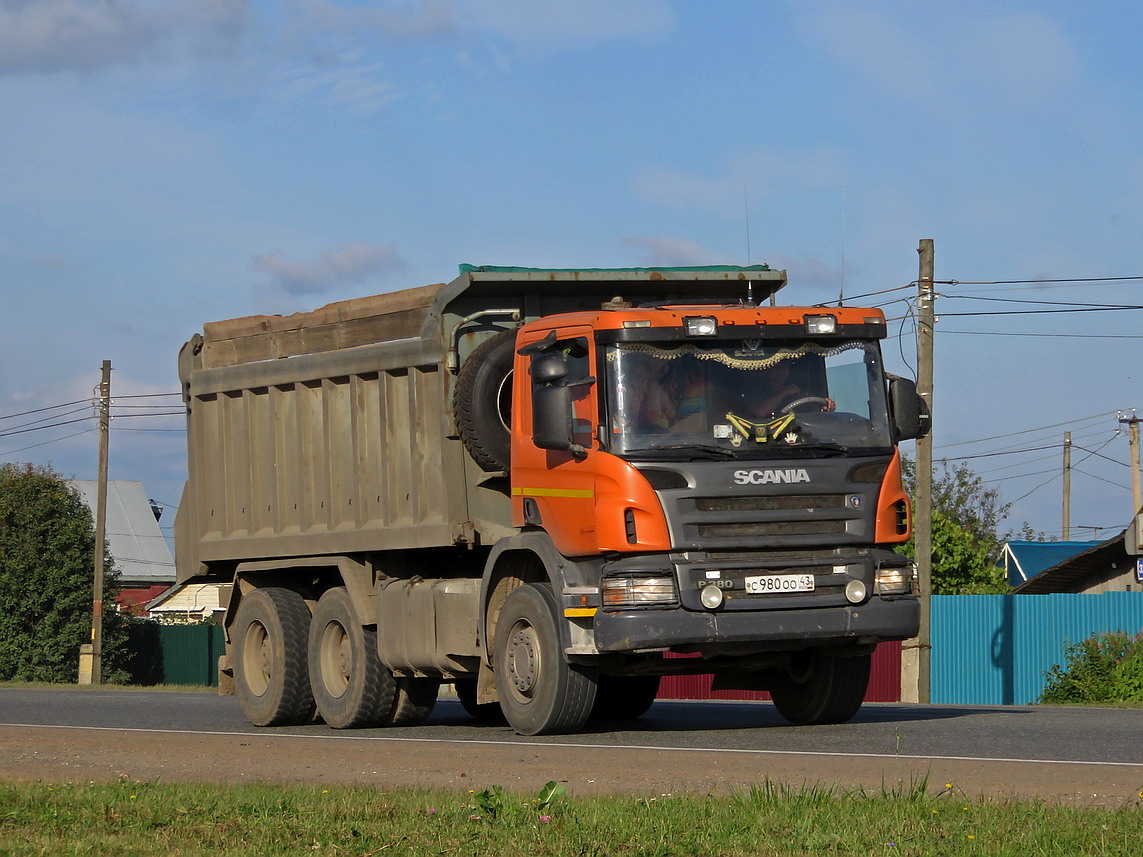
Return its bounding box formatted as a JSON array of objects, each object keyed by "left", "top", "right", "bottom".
[{"left": 2, "top": 0, "right": 1142, "bottom": 550}]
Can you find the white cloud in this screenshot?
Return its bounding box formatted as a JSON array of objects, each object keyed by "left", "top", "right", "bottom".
[
  {"left": 622, "top": 236, "right": 717, "bottom": 267},
  {"left": 0, "top": 0, "right": 248, "bottom": 74},
  {"left": 252, "top": 241, "right": 407, "bottom": 296},
  {"left": 273, "top": 54, "right": 403, "bottom": 113}
]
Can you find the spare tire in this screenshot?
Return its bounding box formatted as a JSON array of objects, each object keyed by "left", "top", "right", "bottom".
[{"left": 454, "top": 328, "right": 517, "bottom": 472}]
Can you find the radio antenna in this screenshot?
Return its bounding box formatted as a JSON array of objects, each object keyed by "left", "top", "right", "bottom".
[{"left": 743, "top": 181, "right": 755, "bottom": 306}]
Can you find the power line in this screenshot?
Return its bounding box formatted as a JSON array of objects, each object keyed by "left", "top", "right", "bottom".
[
  {"left": 937, "top": 330, "right": 1143, "bottom": 340},
  {"left": 0, "top": 428, "right": 97, "bottom": 455},
  {"left": 1072, "top": 444, "right": 1130, "bottom": 468},
  {"left": 0, "top": 415, "right": 93, "bottom": 438},
  {"left": 0, "top": 398, "right": 92, "bottom": 421},
  {"left": 944, "top": 295, "right": 1143, "bottom": 309},
  {"left": 938, "top": 305, "right": 1143, "bottom": 318},
  {"left": 938, "top": 412, "right": 1114, "bottom": 449}
]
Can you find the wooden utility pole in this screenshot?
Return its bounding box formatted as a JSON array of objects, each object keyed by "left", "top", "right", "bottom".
[
  {"left": 903, "top": 239, "right": 935, "bottom": 703},
  {"left": 81, "top": 360, "right": 111, "bottom": 685},
  {"left": 1121, "top": 412, "right": 1142, "bottom": 549},
  {"left": 1062, "top": 431, "right": 1072, "bottom": 541}
]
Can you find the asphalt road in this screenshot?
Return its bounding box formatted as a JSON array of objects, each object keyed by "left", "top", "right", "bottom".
[{"left": 2, "top": 687, "right": 1142, "bottom": 806}]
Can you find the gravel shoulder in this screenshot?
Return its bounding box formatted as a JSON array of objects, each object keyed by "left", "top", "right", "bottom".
[{"left": 3, "top": 724, "right": 1142, "bottom": 808}]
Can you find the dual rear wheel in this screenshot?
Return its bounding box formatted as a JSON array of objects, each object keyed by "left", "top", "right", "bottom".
[{"left": 232, "top": 586, "right": 438, "bottom": 729}]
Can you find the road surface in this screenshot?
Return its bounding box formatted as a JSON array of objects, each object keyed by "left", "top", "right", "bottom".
[{"left": 1, "top": 687, "right": 1140, "bottom": 806}]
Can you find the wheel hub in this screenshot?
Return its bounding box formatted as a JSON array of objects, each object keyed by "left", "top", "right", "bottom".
[{"left": 507, "top": 624, "right": 539, "bottom": 697}]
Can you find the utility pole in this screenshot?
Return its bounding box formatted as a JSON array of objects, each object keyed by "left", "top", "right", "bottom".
[
  {"left": 1120, "top": 411, "right": 1141, "bottom": 550},
  {"left": 1062, "top": 431, "right": 1071, "bottom": 541},
  {"left": 80, "top": 360, "right": 111, "bottom": 685},
  {"left": 903, "top": 239, "right": 934, "bottom": 703}
]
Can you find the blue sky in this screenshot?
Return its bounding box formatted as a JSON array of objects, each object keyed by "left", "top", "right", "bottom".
[{"left": 2, "top": 0, "right": 1142, "bottom": 546}]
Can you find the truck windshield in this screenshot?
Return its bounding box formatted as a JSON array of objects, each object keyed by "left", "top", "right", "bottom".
[{"left": 604, "top": 340, "right": 894, "bottom": 459}]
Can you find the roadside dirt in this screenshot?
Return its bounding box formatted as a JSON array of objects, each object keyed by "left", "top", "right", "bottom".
[{"left": 2, "top": 725, "right": 1142, "bottom": 808}]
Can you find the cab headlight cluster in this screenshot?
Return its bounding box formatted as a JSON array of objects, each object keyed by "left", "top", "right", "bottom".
[
  {"left": 874, "top": 564, "right": 917, "bottom": 595},
  {"left": 601, "top": 575, "right": 678, "bottom": 608}
]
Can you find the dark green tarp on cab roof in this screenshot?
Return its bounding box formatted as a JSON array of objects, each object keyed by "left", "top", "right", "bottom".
[{"left": 459, "top": 263, "right": 774, "bottom": 274}]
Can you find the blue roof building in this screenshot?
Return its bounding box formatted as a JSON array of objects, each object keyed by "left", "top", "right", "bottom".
[{"left": 1002, "top": 540, "right": 1104, "bottom": 588}]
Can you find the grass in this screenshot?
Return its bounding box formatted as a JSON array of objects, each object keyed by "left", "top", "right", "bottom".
[{"left": 1, "top": 777, "right": 1141, "bottom": 856}]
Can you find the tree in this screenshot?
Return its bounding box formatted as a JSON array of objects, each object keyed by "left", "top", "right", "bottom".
[
  {"left": 898, "top": 457, "right": 1026, "bottom": 595},
  {"left": 0, "top": 463, "right": 129, "bottom": 682}
]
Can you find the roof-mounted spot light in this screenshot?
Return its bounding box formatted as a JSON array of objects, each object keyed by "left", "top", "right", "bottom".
[
  {"left": 805, "top": 314, "right": 837, "bottom": 335},
  {"left": 684, "top": 316, "right": 717, "bottom": 336}
]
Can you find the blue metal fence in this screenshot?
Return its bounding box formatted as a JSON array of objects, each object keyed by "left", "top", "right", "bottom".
[{"left": 931, "top": 592, "right": 1143, "bottom": 705}]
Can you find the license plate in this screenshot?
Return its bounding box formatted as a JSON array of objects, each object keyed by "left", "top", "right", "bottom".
[{"left": 744, "top": 573, "right": 815, "bottom": 594}]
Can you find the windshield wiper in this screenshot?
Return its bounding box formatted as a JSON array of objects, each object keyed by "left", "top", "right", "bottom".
[
  {"left": 743, "top": 442, "right": 850, "bottom": 458},
  {"left": 625, "top": 444, "right": 737, "bottom": 460}
]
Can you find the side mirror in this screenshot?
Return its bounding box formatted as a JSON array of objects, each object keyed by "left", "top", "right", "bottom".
[
  {"left": 889, "top": 376, "right": 930, "bottom": 441},
  {"left": 530, "top": 354, "right": 577, "bottom": 453},
  {"left": 533, "top": 384, "right": 575, "bottom": 451}
]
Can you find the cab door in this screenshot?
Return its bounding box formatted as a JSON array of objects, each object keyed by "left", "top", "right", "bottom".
[{"left": 511, "top": 326, "right": 600, "bottom": 556}]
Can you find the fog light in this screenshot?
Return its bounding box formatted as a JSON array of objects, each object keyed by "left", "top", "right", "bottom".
[
  {"left": 700, "top": 584, "right": 724, "bottom": 609},
  {"left": 874, "top": 565, "right": 915, "bottom": 595},
  {"left": 844, "top": 579, "right": 867, "bottom": 604}
]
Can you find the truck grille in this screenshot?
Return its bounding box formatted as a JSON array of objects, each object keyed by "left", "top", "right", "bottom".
[
  {"left": 698, "top": 520, "right": 847, "bottom": 538},
  {"left": 696, "top": 494, "right": 845, "bottom": 512}
]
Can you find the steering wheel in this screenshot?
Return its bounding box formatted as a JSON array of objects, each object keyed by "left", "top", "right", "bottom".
[{"left": 780, "top": 396, "right": 832, "bottom": 414}]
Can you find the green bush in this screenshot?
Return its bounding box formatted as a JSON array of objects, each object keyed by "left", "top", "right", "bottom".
[{"left": 1039, "top": 630, "right": 1143, "bottom": 704}]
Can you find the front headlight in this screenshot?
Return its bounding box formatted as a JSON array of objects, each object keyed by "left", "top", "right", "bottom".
[
  {"left": 601, "top": 575, "right": 678, "bottom": 608},
  {"left": 874, "top": 563, "right": 916, "bottom": 595}
]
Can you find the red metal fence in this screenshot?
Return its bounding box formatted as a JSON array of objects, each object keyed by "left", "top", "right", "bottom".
[{"left": 657, "top": 640, "right": 902, "bottom": 702}]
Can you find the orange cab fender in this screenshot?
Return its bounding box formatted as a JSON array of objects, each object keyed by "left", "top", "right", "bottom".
[
  {"left": 874, "top": 449, "right": 911, "bottom": 544},
  {"left": 591, "top": 452, "right": 672, "bottom": 553}
]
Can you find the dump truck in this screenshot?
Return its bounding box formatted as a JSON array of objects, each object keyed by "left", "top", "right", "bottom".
[{"left": 174, "top": 264, "right": 927, "bottom": 735}]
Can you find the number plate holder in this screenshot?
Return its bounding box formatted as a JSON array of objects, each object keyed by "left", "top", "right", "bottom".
[{"left": 743, "top": 573, "right": 815, "bottom": 594}]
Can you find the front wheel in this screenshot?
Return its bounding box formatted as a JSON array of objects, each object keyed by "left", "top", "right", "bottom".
[
  {"left": 493, "top": 584, "right": 597, "bottom": 736},
  {"left": 769, "top": 652, "right": 870, "bottom": 725}
]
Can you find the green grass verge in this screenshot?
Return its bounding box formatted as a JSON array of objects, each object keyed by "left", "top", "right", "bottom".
[{"left": 1, "top": 778, "right": 1141, "bottom": 856}]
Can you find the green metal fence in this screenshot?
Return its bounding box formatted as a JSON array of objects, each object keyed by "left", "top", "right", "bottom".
[{"left": 127, "top": 623, "right": 226, "bottom": 686}]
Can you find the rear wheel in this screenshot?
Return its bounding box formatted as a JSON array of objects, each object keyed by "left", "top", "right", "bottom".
[
  {"left": 769, "top": 651, "right": 870, "bottom": 725},
  {"left": 308, "top": 587, "right": 395, "bottom": 728},
  {"left": 591, "top": 675, "right": 660, "bottom": 720},
  {"left": 387, "top": 677, "right": 440, "bottom": 726},
  {"left": 232, "top": 587, "right": 315, "bottom": 726},
  {"left": 493, "top": 583, "right": 597, "bottom": 736}
]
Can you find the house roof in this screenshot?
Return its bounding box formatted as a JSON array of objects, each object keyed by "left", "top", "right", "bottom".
[
  {"left": 1011, "top": 532, "right": 1128, "bottom": 593},
  {"left": 70, "top": 480, "right": 176, "bottom": 585},
  {"left": 1002, "top": 539, "right": 1104, "bottom": 586}
]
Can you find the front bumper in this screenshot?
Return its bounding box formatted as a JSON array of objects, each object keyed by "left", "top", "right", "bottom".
[{"left": 592, "top": 595, "right": 918, "bottom": 653}]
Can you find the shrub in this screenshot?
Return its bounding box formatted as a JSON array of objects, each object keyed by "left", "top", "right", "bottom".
[{"left": 1039, "top": 630, "right": 1143, "bottom": 704}]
